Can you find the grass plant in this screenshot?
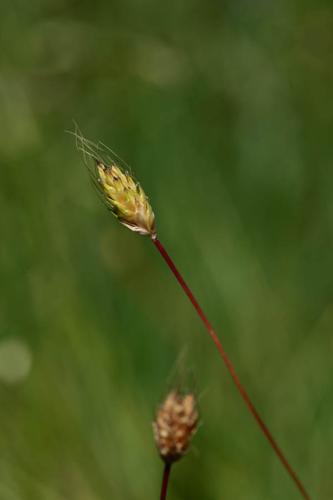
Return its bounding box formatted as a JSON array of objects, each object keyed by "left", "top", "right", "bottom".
[{"left": 74, "top": 128, "right": 311, "bottom": 500}]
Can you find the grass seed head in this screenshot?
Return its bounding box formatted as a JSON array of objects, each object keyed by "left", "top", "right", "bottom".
[
  {"left": 72, "top": 126, "right": 156, "bottom": 237},
  {"left": 153, "top": 391, "right": 199, "bottom": 464},
  {"left": 96, "top": 162, "right": 156, "bottom": 237}
]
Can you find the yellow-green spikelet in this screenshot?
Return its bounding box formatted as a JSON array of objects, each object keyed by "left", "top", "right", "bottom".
[{"left": 96, "top": 162, "right": 156, "bottom": 237}]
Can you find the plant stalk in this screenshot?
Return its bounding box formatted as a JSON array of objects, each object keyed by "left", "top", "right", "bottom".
[
  {"left": 160, "top": 463, "right": 172, "bottom": 500},
  {"left": 152, "top": 236, "right": 310, "bottom": 500}
]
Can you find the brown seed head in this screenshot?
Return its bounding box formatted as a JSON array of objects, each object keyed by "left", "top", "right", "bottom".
[{"left": 153, "top": 391, "right": 199, "bottom": 464}]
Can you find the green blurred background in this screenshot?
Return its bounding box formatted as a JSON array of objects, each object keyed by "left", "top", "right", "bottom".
[{"left": 1, "top": 0, "right": 332, "bottom": 498}]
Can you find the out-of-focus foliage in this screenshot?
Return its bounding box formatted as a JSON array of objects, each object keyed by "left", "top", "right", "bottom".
[{"left": 1, "top": 0, "right": 332, "bottom": 498}]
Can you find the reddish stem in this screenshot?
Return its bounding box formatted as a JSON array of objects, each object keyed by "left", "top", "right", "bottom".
[
  {"left": 160, "top": 463, "right": 171, "bottom": 500},
  {"left": 152, "top": 237, "right": 311, "bottom": 500}
]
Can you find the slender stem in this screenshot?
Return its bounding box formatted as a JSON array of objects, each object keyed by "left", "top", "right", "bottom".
[
  {"left": 152, "top": 237, "right": 311, "bottom": 500},
  {"left": 160, "top": 462, "right": 172, "bottom": 500}
]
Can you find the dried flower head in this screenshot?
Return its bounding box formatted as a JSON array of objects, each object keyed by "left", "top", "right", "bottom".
[
  {"left": 72, "top": 126, "right": 156, "bottom": 237},
  {"left": 153, "top": 391, "right": 199, "bottom": 464}
]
